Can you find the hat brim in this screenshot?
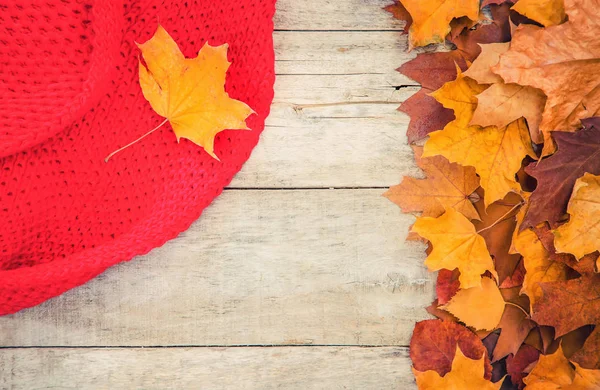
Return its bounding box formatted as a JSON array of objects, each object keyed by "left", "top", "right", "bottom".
[{"left": 0, "top": 0, "right": 276, "bottom": 315}]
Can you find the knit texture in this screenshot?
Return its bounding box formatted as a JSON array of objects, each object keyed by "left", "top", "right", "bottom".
[{"left": 0, "top": 0, "right": 276, "bottom": 315}]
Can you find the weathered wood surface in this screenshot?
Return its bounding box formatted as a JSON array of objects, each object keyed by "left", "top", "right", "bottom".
[
  {"left": 3, "top": 0, "right": 427, "bottom": 388},
  {"left": 1, "top": 190, "right": 433, "bottom": 347},
  {"left": 275, "top": 0, "right": 406, "bottom": 31},
  {"left": 0, "top": 347, "right": 413, "bottom": 389}
]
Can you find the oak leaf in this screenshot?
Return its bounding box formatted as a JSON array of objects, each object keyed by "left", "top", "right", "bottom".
[
  {"left": 441, "top": 277, "right": 505, "bottom": 331},
  {"left": 410, "top": 319, "right": 493, "bottom": 379},
  {"left": 384, "top": 146, "right": 480, "bottom": 220},
  {"left": 493, "top": 0, "right": 600, "bottom": 152},
  {"left": 400, "top": 0, "right": 480, "bottom": 49},
  {"left": 522, "top": 122, "right": 600, "bottom": 229},
  {"left": 414, "top": 346, "right": 502, "bottom": 390},
  {"left": 412, "top": 208, "right": 497, "bottom": 288},
  {"left": 424, "top": 72, "right": 535, "bottom": 206},
  {"left": 137, "top": 25, "right": 254, "bottom": 160},
  {"left": 554, "top": 173, "right": 600, "bottom": 259},
  {"left": 511, "top": 0, "right": 566, "bottom": 27}
]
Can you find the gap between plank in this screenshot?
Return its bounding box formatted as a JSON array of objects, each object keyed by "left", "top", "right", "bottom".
[{"left": 0, "top": 344, "right": 410, "bottom": 349}]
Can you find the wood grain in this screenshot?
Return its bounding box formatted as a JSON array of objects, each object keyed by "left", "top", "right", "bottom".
[
  {"left": 275, "top": 0, "right": 405, "bottom": 31},
  {"left": 0, "top": 346, "right": 416, "bottom": 389},
  {"left": 231, "top": 31, "right": 419, "bottom": 188},
  {"left": 0, "top": 190, "right": 433, "bottom": 347}
]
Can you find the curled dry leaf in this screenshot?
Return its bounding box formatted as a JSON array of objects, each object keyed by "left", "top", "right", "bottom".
[
  {"left": 441, "top": 277, "right": 505, "bottom": 331},
  {"left": 414, "top": 347, "right": 502, "bottom": 390},
  {"left": 384, "top": 146, "right": 480, "bottom": 220},
  {"left": 412, "top": 208, "right": 497, "bottom": 289}
]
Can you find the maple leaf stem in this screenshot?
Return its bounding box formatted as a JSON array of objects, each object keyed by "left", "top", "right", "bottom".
[
  {"left": 476, "top": 202, "right": 523, "bottom": 235},
  {"left": 504, "top": 301, "right": 530, "bottom": 318},
  {"left": 105, "top": 118, "right": 169, "bottom": 162}
]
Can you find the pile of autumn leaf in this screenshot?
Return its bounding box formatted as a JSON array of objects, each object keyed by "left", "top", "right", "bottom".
[{"left": 384, "top": 0, "right": 600, "bottom": 388}]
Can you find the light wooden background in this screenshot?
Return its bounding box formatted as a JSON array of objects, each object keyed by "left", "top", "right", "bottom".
[{"left": 0, "top": 1, "right": 434, "bottom": 388}]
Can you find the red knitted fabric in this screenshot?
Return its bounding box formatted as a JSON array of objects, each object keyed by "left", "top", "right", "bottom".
[{"left": 0, "top": 0, "right": 276, "bottom": 315}]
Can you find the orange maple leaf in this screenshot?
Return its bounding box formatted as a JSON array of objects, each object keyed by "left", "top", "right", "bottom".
[
  {"left": 106, "top": 25, "right": 254, "bottom": 161},
  {"left": 384, "top": 146, "right": 480, "bottom": 220},
  {"left": 400, "top": 0, "right": 480, "bottom": 49}
]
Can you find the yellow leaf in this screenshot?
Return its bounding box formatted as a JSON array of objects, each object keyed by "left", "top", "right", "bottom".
[
  {"left": 522, "top": 345, "right": 600, "bottom": 389},
  {"left": 512, "top": 0, "right": 566, "bottom": 27},
  {"left": 424, "top": 72, "right": 534, "bottom": 206},
  {"left": 514, "top": 228, "right": 569, "bottom": 310},
  {"left": 412, "top": 208, "right": 497, "bottom": 289},
  {"left": 523, "top": 346, "right": 575, "bottom": 389},
  {"left": 441, "top": 277, "right": 505, "bottom": 331},
  {"left": 137, "top": 25, "right": 254, "bottom": 159},
  {"left": 511, "top": 195, "right": 569, "bottom": 310},
  {"left": 384, "top": 146, "right": 480, "bottom": 220},
  {"left": 554, "top": 173, "right": 600, "bottom": 259},
  {"left": 400, "top": 0, "right": 480, "bottom": 49},
  {"left": 414, "top": 346, "right": 502, "bottom": 390},
  {"left": 569, "top": 362, "right": 600, "bottom": 390},
  {"left": 430, "top": 70, "right": 487, "bottom": 128}
]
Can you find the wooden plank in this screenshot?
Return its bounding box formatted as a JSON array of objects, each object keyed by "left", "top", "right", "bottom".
[
  {"left": 0, "top": 346, "right": 416, "bottom": 389},
  {"left": 230, "top": 31, "right": 419, "bottom": 188},
  {"left": 274, "top": 32, "right": 413, "bottom": 76},
  {"left": 275, "top": 0, "right": 405, "bottom": 31},
  {"left": 233, "top": 101, "right": 422, "bottom": 188},
  {"left": 0, "top": 190, "right": 434, "bottom": 347}
]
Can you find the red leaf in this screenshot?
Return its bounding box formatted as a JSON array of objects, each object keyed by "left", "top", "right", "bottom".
[{"left": 410, "top": 319, "right": 493, "bottom": 380}]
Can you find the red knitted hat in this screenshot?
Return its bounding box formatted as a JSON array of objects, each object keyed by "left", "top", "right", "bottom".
[{"left": 0, "top": 0, "right": 276, "bottom": 315}]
